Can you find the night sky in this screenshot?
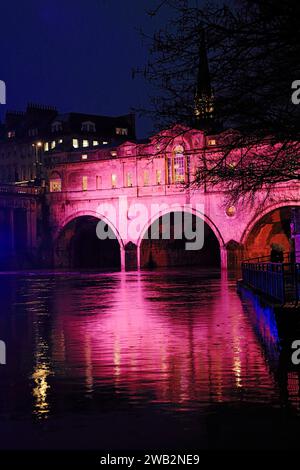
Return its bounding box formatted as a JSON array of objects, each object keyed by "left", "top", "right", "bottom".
[{"left": 0, "top": 0, "right": 169, "bottom": 138}]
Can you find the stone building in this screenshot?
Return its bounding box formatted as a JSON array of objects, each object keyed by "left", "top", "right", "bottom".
[{"left": 0, "top": 103, "right": 135, "bottom": 184}]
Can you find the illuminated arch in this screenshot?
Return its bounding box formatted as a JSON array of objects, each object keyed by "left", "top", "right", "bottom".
[
  {"left": 53, "top": 211, "right": 125, "bottom": 270},
  {"left": 54, "top": 210, "right": 125, "bottom": 251},
  {"left": 241, "top": 200, "right": 300, "bottom": 245},
  {"left": 137, "top": 206, "right": 225, "bottom": 268},
  {"left": 137, "top": 206, "right": 224, "bottom": 250}
]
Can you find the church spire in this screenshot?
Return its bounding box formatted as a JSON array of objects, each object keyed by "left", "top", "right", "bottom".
[{"left": 194, "top": 28, "right": 214, "bottom": 125}]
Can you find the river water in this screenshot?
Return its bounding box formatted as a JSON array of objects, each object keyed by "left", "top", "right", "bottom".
[{"left": 0, "top": 268, "right": 300, "bottom": 451}]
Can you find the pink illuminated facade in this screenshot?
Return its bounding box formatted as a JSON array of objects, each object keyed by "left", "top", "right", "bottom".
[{"left": 46, "top": 125, "right": 300, "bottom": 270}]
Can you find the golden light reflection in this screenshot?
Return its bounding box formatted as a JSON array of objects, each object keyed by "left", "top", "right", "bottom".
[
  {"left": 32, "top": 363, "right": 51, "bottom": 419},
  {"left": 233, "top": 355, "right": 243, "bottom": 389}
]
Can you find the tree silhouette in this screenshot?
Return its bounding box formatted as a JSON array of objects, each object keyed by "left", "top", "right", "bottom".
[{"left": 138, "top": 0, "right": 300, "bottom": 202}]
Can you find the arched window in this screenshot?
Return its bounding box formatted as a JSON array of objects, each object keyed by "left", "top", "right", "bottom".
[
  {"left": 49, "top": 171, "right": 62, "bottom": 192},
  {"left": 167, "top": 145, "right": 186, "bottom": 184}
]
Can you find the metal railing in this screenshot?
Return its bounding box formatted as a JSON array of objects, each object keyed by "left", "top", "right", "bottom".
[
  {"left": 242, "top": 261, "right": 300, "bottom": 304},
  {"left": 243, "top": 251, "right": 299, "bottom": 264}
]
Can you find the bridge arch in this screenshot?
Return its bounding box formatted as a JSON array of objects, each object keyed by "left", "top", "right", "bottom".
[
  {"left": 241, "top": 201, "right": 300, "bottom": 260},
  {"left": 54, "top": 210, "right": 125, "bottom": 270},
  {"left": 137, "top": 207, "right": 225, "bottom": 269}
]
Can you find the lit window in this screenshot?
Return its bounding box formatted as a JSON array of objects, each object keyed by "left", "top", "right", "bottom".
[
  {"left": 208, "top": 139, "right": 216, "bottom": 146},
  {"left": 115, "top": 127, "right": 128, "bottom": 136},
  {"left": 156, "top": 169, "right": 162, "bottom": 185},
  {"left": 126, "top": 172, "right": 132, "bottom": 187},
  {"left": 83, "top": 140, "right": 89, "bottom": 148},
  {"left": 82, "top": 176, "right": 88, "bottom": 191},
  {"left": 81, "top": 121, "right": 96, "bottom": 132},
  {"left": 49, "top": 173, "right": 62, "bottom": 192},
  {"left": 167, "top": 155, "right": 173, "bottom": 185},
  {"left": 143, "top": 170, "right": 150, "bottom": 186},
  {"left": 50, "top": 180, "right": 62, "bottom": 192},
  {"left": 102, "top": 141, "right": 108, "bottom": 145},
  {"left": 51, "top": 141, "right": 56, "bottom": 149},
  {"left": 44, "top": 142, "right": 49, "bottom": 152},
  {"left": 51, "top": 121, "right": 62, "bottom": 132},
  {"left": 174, "top": 154, "right": 185, "bottom": 182},
  {"left": 96, "top": 175, "right": 102, "bottom": 190},
  {"left": 167, "top": 145, "right": 186, "bottom": 184},
  {"left": 93, "top": 140, "right": 99, "bottom": 146},
  {"left": 110, "top": 150, "right": 117, "bottom": 157},
  {"left": 111, "top": 174, "right": 117, "bottom": 188},
  {"left": 72, "top": 139, "right": 79, "bottom": 148},
  {"left": 8, "top": 131, "right": 15, "bottom": 138},
  {"left": 82, "top": 154, "right": 88, "bottom": 160}
]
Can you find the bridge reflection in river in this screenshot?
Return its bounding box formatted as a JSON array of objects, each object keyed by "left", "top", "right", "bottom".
[{"left": 0, "top": 268, "right": 299, "bottom": 450}]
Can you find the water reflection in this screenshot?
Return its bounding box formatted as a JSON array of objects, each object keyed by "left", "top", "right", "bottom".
[
  {"left": 0, "top": 269, "right": 300, "bottom": 449},
  {"left": 32, "top": 363, "right": 51, "bottom": 418},
  {"left": 239, "top": 284, "right": 300, "bottom": 411}
]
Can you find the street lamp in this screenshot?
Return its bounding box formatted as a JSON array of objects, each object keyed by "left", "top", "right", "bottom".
[{"left": 32, "top": 142, "right": 43, "bottom": 181}]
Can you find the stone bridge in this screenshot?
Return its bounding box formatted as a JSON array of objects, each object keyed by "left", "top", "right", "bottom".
[{"left": 46, "top": 129, "right": 300, "bottom": 270}]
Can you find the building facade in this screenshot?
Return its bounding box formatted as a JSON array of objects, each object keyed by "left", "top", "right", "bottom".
[{"left": 0, "top": 103, "right": 135, "bottom": 184}]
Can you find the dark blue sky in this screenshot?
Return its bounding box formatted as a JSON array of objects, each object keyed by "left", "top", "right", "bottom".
[{"left": 0, "top": 0, "right": 169, "bottom": 137}]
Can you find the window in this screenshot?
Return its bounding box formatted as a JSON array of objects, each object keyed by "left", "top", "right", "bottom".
[
  {"left": 167, "top": 145, "right": 186, "bottom": 184},
  {"left": 174, "top": 153, "right": 185, "bottom": 182},
  {"left": 208, "top": 139, "right": 216, "bottom": 146},
  {"left": 143, "top": 170, "right": 150, "bottom": 186},
  {"left": 115, "top": 127, "right": 128, "bottom": 136},
  {"left": 111, "top": 174, "right": 117, "bottom": 188},
  {"left": 82, "top": 176, "right": 88, "bottom": 191},
  {"left": 96, "top": 175, "right": 102, "bottom": 190},
  {"left": 156, "top": 169, "right": 162, "bottom": 185},
  {"left": 50, "top": 180, "right": 62, "bottom": 192},
  {"left": 167, "top": 156, "right": 173, "bottom": 185},
  {"left": 93, "top": 140, "right": 99, "bottom": 146},
  {"left": 81, "top": 121, "right": 96, "bottom": 132},
  {"left": 49, "top": 172, "right": 62, "bottom": 192},
  {"left": 126, "top": 172, "right": 133, "bottom": 187},
  {"left": 72, "top": 139, "right": 79, "bottom": 148},
  {"left": 83, "top": 140, "right": 89, "bottom": 148},
  {"left": 81, "top": 154, "right": 88, "bottom": 160},
  {"left": 51, "top": 121, "right": 62, "bottom": 132},
  {"left": 44, "top": 142, "right": 49, "bottom": 152},
  {"left": 51, "top": 141, "right": 56, "bottom": 149},
  {"left": 8, "top": 131, "right": 15, "bottom": 138}
]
